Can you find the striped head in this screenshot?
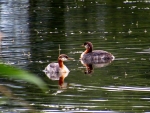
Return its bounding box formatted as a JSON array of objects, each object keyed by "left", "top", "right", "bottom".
[
  {"left": 83, "top": 42, "right": 93, "bottom": 52},
  {"left": 58, "top": 54, "right": 69, "bottom": 61}
]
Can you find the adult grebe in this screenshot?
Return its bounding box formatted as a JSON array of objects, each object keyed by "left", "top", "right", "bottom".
[
  {"left": 80, "top": 42, "right": 115, "bottom": 61},
  {"left": 44, "top": 54, "right": 72, "bottom": 73}
]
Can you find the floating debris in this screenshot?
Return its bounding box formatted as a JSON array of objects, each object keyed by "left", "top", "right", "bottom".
[{"left": 128, "top": 29, "right": 132, "bottom": 34}]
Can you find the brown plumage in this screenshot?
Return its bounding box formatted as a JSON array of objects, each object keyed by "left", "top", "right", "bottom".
[
  {"left": 44, "top": 54, "right": 71, "bottom": 73},
  {"left": 80, "top": 42, "right": 115, "bottom": 61}
]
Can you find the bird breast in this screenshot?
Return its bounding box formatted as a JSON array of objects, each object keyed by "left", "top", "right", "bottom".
[{"left": 44, "top": 63, "right": 70, "bottom": 73}]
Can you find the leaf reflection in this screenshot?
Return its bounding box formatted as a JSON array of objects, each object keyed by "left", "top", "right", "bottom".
[{"left": 0, "top": 84, "right": 36, "bottom": 112}]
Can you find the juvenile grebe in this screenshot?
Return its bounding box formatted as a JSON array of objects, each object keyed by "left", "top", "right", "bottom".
[
  {"left": 44, "top": 54, "right": 72, "bottom": 73},
  {"left": 80, "top": 42, "right": 115, "bottom": 61}
]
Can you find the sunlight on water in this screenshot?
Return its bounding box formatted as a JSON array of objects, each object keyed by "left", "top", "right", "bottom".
[
  {"left": 43, "top": 110, "right": 117, "bottom": 113},
  {"left": 0, "top": 0, "right": 30, "bottom": 68},
  {"left": 0, "top": 0, "right": 150, "bottom": 112},
  {"left": 102, "top": 86, "right": 150, "bottom": 92}
]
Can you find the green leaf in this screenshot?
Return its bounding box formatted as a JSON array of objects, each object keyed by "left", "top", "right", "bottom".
[{"left": 0, "top": 64, "right": 48, "bottom": 91}]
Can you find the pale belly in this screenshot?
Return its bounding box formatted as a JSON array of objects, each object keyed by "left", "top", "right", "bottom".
[
  {"left": 59, "top": 65, "right": 70, "bottom": 73},
  {"left": 44, "top": 63, "right": 70, "bottom": 73}
]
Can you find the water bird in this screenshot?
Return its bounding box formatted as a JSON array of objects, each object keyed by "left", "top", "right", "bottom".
[
  {"left": 80, "top": 42, "right": 115, "bottom": 61},
  {"left": 44, "top": 54, "right": 73, "bottom": 73}
]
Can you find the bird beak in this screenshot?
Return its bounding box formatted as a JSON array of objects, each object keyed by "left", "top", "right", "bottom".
[
  {"left": 81, "top": 44, "right": 84, "bottom": 47},
  {"left": 68, "top": 57, "right": 74, "bottom": 60}
]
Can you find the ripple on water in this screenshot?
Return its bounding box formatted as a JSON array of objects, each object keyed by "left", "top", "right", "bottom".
[{"left": 101, "top": 86, "right": 150, "bottom": 92}]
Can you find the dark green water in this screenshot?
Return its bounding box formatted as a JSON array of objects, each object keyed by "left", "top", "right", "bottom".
[{"left": 0, "top": 0, "right": 150, "bottom": 112}]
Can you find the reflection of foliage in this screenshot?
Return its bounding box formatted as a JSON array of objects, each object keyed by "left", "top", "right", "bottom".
[
  {"left": 0, "top": 85, "right": 36, "bottom": 112},
  {"left": 0, "top": 64, "right": 48, "bottom": 112}
]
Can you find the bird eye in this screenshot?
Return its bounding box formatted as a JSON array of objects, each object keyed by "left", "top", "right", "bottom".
[
  {"left": 64, "top": 56, "right": 68, "bottom": 59},
  {"left": 85, "top": 44, "right": 90, "bottom": 48}
]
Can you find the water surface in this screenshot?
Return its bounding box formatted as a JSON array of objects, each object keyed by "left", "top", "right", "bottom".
[{"left": 0, "top": 0, "right": 150, "bottom": 112}]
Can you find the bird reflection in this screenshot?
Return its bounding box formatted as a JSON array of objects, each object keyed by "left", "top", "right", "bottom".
[
  {"left": 81, "top": 58, "right": 113, "bottom": 74},
  {"left": 83, "top": 63, "right": 93, "bottom": 74},
  {"left": 44, "top": 71, "right": 69, "bottom": 89}
]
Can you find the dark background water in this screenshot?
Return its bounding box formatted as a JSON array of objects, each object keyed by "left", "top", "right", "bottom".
[{"left": 0, "top": 0, "right": 150, "bottom": 112}]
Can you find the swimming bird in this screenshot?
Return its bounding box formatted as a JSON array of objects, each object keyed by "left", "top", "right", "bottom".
[
  {"left": 44, "top": 54, "right": 72, "bottom": 73},
  {"left": 80, "top": 42, "right": 115, "bottom": 61}
]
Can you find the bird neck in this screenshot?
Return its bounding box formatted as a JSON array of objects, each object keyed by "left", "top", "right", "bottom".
[
  {"left": 80, "top": 48, "right": 93, "bottom": 59},
  {"left": 58, "top": 59, "right": 64, "bottom": 68},
  {"left": 85, "top": 47, "right": 92, "bottom": 53}
]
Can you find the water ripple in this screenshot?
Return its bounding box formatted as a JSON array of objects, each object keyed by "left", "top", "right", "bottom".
[{"left": 101, "top": 86, "right": 150, "bottom": 92}]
